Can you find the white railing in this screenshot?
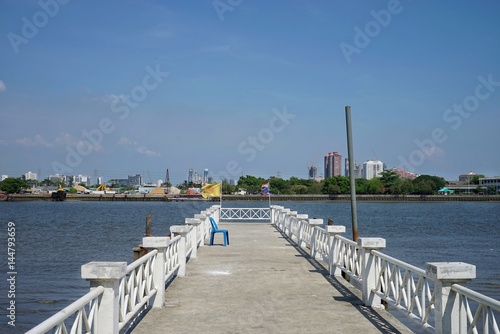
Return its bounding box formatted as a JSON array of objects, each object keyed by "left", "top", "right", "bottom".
[
  {"left": 27, "top": 205, "right": 222, "bottom": 334},
  {"left": 270, "top": 205, "right": 500, "bottom": 334},
  {"left": 372, "top": 250, "right": 435, "bottom": 331},
  {"left": 119, "top": 249, "right": 158, "bottom": 330},
  {"left": 452, "top": 284, "right": 500, "bottom": 333},
  {"left": 220, "top": 207, "right": 270, "bottom": 220},
  {"left": 26, "top": 286, "right": 104, "bottom": 334}
]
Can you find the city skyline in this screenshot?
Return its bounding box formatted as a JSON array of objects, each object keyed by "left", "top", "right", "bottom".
[{"left": 1, "top": 1, "right": 499, "bottom": 185}]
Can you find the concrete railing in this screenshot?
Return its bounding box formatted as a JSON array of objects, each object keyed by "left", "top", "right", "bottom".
[
  {"left": 270, "top": 205, "right": 500, "bottom": 334},
  {"left": 27, "top": 205, "right": 222, "bottom": 334}
]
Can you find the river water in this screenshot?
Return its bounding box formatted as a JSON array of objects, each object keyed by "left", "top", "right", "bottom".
[{"left": 0, "top": 201, "right": 499, "bottom": 332}]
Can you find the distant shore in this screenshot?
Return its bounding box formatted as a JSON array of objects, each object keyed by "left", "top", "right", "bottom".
[{"left": 2, "top": 193, "right": 500, "bottom": 202}]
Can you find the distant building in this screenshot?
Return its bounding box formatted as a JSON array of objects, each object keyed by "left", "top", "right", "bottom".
[
  {"left": 49, "top": 174, "right": 67, "bottom": 184},
  {"left": 344, "top": 159, "right": 363, "bottom": 179},
  {"left": 324, "top": 152, "right": 342, "bottom": 178},
  {"left": 1, "top": 175, "right": 7, "bottom": 181},
  {"left": 73, "top": 174, "right": 90, "bottom": 186},
  {"left": 24, "top": 171, "right": 38, "bottom": 181},
  {"left": 390, "top": 167, "right": 418, "bottom": 180},
  {"left": 459, "top": 171, "right": 476, "bottom": 183},
  {"left": 308, "top": 165, "right": 317, "bottom": 179},
  {"left": 479, "top": 177, "right": 500, "bottom": 193},
  {"left": 203, "top": 169, "right": 209, "bottom": 184},
  {"left": 128, "top": 174, "right": 142, "bottom": 186},
  {"left": 188, "top": 169, "right": 194, "bottom": 183},
  {"left": 363, "top": 160, "right": 384, "bottom": 180}
]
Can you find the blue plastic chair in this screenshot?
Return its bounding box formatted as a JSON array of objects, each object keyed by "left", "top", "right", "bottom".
[{"left": 209, "top": 217, "right": 229, "bottom": 246}]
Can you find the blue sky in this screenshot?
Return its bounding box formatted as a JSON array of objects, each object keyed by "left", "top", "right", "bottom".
[{"left": 1, "top": 0, "right": 499, "bottom": 185}]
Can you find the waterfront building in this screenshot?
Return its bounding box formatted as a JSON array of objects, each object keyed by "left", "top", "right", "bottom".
[
  {"left": 25, "top": 171, "right": 38, "bottom": 181},
  {"left": 324, "top": 152, "right": 342, "bottom": 178},
  {"left": 459, "top": 171, "right": 476, "bottom": 183},
  {"left": 128, "top": 174, "right": 142, "bottom": 186},
  {"left": 363, "top": 160, "right": 384, "bottom": 180},
  {"left": 73, "top": 174, "right": 90, "bottom": 186},
  {"left": 479, "top": 176, "right": 500, "bottom": 193}
]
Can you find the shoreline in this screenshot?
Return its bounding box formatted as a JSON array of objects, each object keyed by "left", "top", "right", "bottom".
[{"left": 2, "top": 193, "right": 500, "bottom": 202}]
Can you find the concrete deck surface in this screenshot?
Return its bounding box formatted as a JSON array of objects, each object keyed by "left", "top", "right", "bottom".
[{"left": 131, "top": 223, "right": 413, "bottom": 334}]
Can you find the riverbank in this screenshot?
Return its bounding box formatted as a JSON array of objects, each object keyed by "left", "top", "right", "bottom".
[{"left": 2, "top": 193, "right": 500, "bottom": 202}]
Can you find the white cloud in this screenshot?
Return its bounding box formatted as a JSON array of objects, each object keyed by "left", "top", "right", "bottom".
[
  {"left": 0, "top": 80, "right": 6, "bottom": 92},
  {"left": 118, "top": 137, "right": 137, "bottom": 146},
  {"left": 136, "top": 146, "right": 160, "bottom": 157},
  {"left": 15, "top": 135, "right": 53, "bottom": 148}
]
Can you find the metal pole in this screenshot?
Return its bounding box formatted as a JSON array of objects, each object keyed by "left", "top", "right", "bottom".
[{"left": 345, "top": 106, "right": 359, "bottom": 241}]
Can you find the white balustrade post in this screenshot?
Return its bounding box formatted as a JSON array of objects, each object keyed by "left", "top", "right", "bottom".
[
  {"left": 194, "top": 213, "right": 208, "bottom": 243},
  {"left": 170, "top": 225, "right": 192, "bottom": 277},
  {"left": 327, "top": 225, "right": 346, "bottom": 276},
  {"left": 142, "top": 237, "right": 170, "bottom": 308},
  {"left": 308, "top": 219, "right": 324, "bottom": 257},
  {"left": 185, "top": 218, "right": 203, "bottom": 256},
  {"left": 211, "top": 205, "right": 221, "bottom": 222},
  {"left": 81, "top": 262, "right": 127, "bottom": 334},
  {"left": 287, "top": 211, "right": 297, "bottom": 237},
  {"left": 426, "top": 262, "right": 476, "bottom": 334},
  {"left": 296, "top": 214, "right": 308, "bottom": 245},
  {"left": 358, "top": 238, "right": 386, "bottom": 308}
]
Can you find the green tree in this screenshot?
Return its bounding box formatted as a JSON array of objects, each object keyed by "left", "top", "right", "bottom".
[
  {"left": 412, "top": 175, "right": 445, "bottom": 194},
  {"left": 237, "top": 175, "right": 266, "bottom": 194},
  {"left": 270, "top": 177, "right": 291, "bottom": 194},
  {"left": 322, "top": 176, "right": 350, "bottom": 194},
  {"left": 379, "top": 170, "right": 400, "bottom": 194},
  {"left": 470, "top": 174, "right": 485, "bottom": 185},
  {"left": 365, "top": 177, "right": 384, "bottom": 194},
  {"left": 0, "top": 178, "right": 28, "bottom": 193}
]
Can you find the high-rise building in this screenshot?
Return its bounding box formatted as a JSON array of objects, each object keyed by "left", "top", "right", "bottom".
[
  {"left": 24, "top": 171, "right": 38, "bottom": 181},
  {"left": 188, "top": 168, "right": 194, "bottom": 183},
  {"left": 344, "top": 159, "right": 363, "bottom": 179},
  {"left": 363, "top": 160, "right": 384, "bottom": 179},
  {"left": 203, "top": 169, "right": 209, "bottom": 184},
  {"left": 324, "top": 152, "right": 342, "bottom": 178},
  {"left": 308, "top": 165, "right": 317, "bottom": 179}
]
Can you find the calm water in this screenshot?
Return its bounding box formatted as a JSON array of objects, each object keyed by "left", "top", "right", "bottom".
[{"left": 0, "top": 201, "right": 499, "bottom": 332}]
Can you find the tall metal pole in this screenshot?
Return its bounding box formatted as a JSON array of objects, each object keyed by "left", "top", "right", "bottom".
[{"left": 345, "top": 106, "right": 359, "bottom": 241}]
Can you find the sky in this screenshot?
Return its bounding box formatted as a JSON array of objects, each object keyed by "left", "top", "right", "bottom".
[{"left": 1, "top": 0, "right": 499, "bottom": 185}]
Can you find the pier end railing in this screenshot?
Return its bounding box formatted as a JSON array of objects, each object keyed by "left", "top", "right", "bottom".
[
  {"left": 426, "top": 262, "right": 476, "bottom": 334},
  {"left": 81, "top": 262, "right": 127, "bottom": 334}
]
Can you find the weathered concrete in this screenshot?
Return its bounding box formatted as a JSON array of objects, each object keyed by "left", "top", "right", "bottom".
[{"left": 132, "top": 223, "right": 413, "bottom": 334}]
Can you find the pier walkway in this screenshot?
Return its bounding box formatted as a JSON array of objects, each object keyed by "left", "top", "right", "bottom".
[{"left": 132, "top": 222, "right": 412, "bottom": 334}]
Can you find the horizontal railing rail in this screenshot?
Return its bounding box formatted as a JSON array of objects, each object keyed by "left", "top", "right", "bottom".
[
  {"left": 452, "top": 283, "right": 500, "bottom": 333},
  {"left": 220, "top": 207, "right": 270, "bottom": 220},
  {"left": 26, "top": 286, "right": 105, "bottom": 334},
  {"left": 119, "top": 249, "right": 158, "bottom": 330}
]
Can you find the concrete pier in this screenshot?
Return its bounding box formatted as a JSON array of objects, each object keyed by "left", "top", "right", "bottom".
[{"left": 132, "top": 223, "right": 412, "bottom": 334}]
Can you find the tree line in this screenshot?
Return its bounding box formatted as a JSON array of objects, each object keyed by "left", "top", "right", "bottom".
[{"left": 230, "top": 171, "right": 491, "bottom": 195}]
